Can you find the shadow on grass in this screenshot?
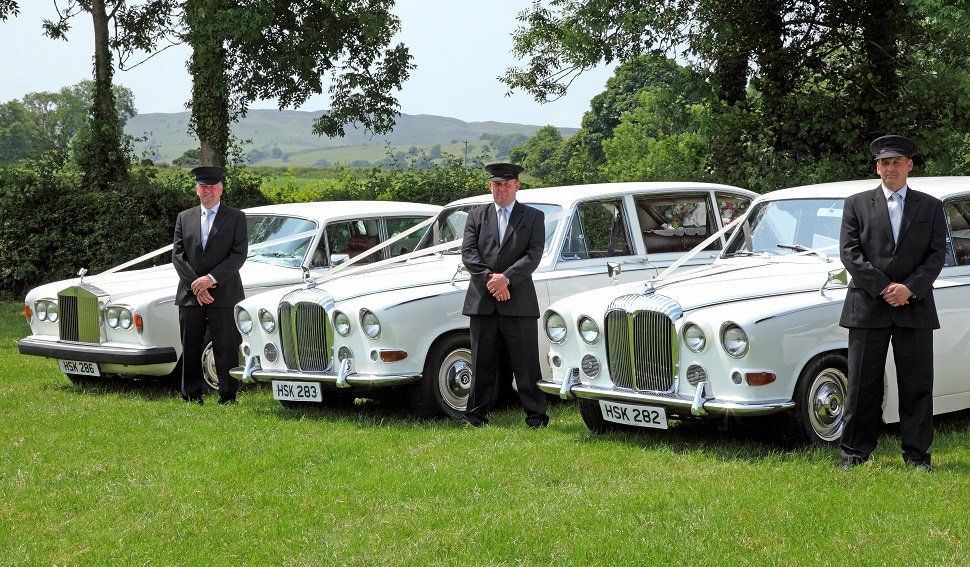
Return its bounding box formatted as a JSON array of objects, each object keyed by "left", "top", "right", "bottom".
[{"left": 42, "top": 376, "right": 181, "bottom": 401}]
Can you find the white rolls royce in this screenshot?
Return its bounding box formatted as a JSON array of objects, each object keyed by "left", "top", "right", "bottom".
[
  {"left": 18, "top": 201, "right": 441, "bottom": 388},
  {"left": 538, "top": 177, "right": 970, "bottom": 445}
]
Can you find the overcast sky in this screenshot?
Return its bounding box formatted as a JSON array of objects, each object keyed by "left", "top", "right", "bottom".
[{"left": 0, "top": 1, "right": 615, "bottom": 128}]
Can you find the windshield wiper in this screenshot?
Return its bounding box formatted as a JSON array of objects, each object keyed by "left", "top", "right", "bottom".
[
  {"left": 724, "top": 250, "right": 765, "bottom": 257},
  {"left": 776, "top": 243, "right": 826, "bottom": 258}
]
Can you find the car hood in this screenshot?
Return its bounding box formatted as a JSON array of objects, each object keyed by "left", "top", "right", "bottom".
[{"left": 314, "top": 253, "right": 467, "bottom": 302}]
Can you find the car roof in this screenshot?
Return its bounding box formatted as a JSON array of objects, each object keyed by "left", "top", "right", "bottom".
[
  {"left": 242, "top": 200, "right": 441, "bottom": 221},
  {"left": 760, "top": 176, "right": 970, "bottom": 202},
  {"left": 446, "top": 181, "right": 756, "bottom": 208}
]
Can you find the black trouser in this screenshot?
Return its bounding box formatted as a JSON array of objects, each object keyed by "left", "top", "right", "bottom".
[
  {"left": 179, "top": 305, "right": 241, "bottom": 400},
  {"left": 466, "top": 314, "right": 548, "bottom": 426},
  {"left": 841, "top": 326, "right": 934, "bottom": 465}
]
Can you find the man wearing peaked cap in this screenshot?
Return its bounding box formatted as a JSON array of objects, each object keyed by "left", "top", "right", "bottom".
[
  {"left": 173, "top": 165, "right": 248, "bottom": 404},
  {"left": 838, "top": 135, "right": 946, "bottom": 470},
  {"left": 460, "top": 162, "right": 549, "bottom": 429}
]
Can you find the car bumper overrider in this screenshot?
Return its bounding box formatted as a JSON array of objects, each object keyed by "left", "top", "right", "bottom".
[
  {"left": 538, "top": 373, "right": 794, "bottom": 417},
  {"left": 17, "top": 336, "right": 178, "bottom": 365}
]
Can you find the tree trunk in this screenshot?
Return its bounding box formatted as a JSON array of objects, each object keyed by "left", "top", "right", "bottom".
[
  {"left": 185, "top": 0, "right": 230, "bottom": 168},
  {"left": 861, "top": 0, "right": 902, "bottom": 138}
]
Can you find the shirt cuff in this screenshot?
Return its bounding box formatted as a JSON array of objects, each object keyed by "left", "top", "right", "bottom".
[{"left": 208, "top": 274, "right": 218, "bottom": 284}]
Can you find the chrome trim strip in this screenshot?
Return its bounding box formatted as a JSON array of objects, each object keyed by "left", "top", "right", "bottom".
[
  {"left": 538, "top": 380, "right": 794, "bottom": 416},
  {"left": 230, "top": 366, "right": 422, "bottom": 388}
]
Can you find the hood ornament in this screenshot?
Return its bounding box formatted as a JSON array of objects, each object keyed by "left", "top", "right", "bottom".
[
  {"left": 301, "top": 266, "right": 317, "bottom": 289},
  {"left": 77, "top": 267, "right": 88, "bottom": 283},
  {"left": 606, "top": 262, "right": 622, "bottom": 285}
]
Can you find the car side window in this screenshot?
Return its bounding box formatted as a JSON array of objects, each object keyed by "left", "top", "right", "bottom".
[
  {"left": 560, "top": 198, "right": 633, "bottom": 260},
  {"left": 635, "top": 194, "right": 720, "bottom": 253},
  {"left": 944, "top": 197, "right": 970, "bottom": 266},
  {"left": 324, "top": 218, "right": 382, "bottom": 264},
  {"left": 385, "top": 217, "right": 430, "bottom": 258},
  {"left": 716, "top": 193, "right": 751, "bottom": 226}
]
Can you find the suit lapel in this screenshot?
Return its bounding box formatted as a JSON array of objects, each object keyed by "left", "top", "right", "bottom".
[
  {"left": 895, "top": 189, "right": 922, "bottom": 247},
  {"left": 869, "top": 187, "right": 894, "bottom": 244},
  {"left": 189, "top": 206, "right": 203, "bottom": 251},
  {"left": 499, "top": 202, "right": 525, "bottom": 250}
]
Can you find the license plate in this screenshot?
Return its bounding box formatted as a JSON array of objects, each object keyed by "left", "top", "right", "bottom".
[
  {"left": 58, "top": 359, "right": 101, "bottom": 377},
  {"left": 599, "top": 400, "right": 668, "bottom": 429},
  {"left": 272, "top": 380, "right": 322, "bottom": 402}
]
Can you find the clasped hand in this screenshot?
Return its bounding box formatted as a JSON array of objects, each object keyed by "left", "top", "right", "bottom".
[
  {"left": 882, "top": 283, "right": 912, "bottom": 307},
  {"left": 192, "top": 275, "right": 215, "bottom": 305},
  {"left": 486, "top": 273, "right": 510, "bottom": 302}
]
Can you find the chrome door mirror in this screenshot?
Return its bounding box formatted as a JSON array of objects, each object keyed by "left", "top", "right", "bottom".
[
  {"left": 820, "top": 268, "right": 848, "bottom": 295},
  {"left": 331, "top": 253, "right": 350, "bottom": 265},
  {"left": 607, "top": 261, "right": 622, "bottom": 285}
]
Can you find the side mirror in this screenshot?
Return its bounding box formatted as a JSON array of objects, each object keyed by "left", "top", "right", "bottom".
[
  {"left": 331, "top": 253, "right": 350, "bottom": 265},
  {"left": 820, "top": 268, "right": 848, "bottom": 295},
  {"left": 607, "top": 261, "right": 622, "bottom": 285}
]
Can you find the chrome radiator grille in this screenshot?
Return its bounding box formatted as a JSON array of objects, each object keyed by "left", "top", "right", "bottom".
[
  {"left": 605, "top": 293, "right": 682, "bottom": 393},
  {"left": 57, "top": 285, "right": 103, "bottom": 343},
  {"left": 279, "top": 288, "right": 334, "bottom": 372}
]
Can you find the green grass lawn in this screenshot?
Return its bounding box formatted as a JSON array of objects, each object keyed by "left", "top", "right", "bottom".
[{"left": 1, "top": 301, "right": 967, "bottom": 565}]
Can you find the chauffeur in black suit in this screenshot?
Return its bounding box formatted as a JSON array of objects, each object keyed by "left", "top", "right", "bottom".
[
  {"left": 461, "top": 162, "right": 549, "bottom": 428},
  {"left": 173, "top": 166, "right": 248, "bottom": 404},
  {"left": 839, "top": 135, "right": 947, "bottom": 470}
]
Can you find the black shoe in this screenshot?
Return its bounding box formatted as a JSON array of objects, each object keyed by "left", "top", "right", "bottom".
[
  {"left": 463, "top": 416, "right": 488, "bottom": 428},
  {"left": 218, "top": 396, "right": 237, "bottom": 405},
  {"left": 905, "top": 460, "right": 933, "bottom": 472},
  {"left": 526, "top": 416, "right": 549, "bottom": 429},
  {"left": 839, "top": 455, "right": 866, "bottom": 469},
  {"left": 182, "top": 395, "right": 204, "bottom": 405}
]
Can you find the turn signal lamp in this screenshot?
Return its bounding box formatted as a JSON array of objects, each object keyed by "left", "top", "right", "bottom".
[
  {"left": 379, "top": 350, "right": 408, "bottom": 363},
  {"left": 24, "top": 303, "right": 32, "bottom": 322},
  {"left": 746, "top": 372, "right": 776, "bottom": 386},
  {"left": 134, "top": 312, "right": 144, "bottom": 334}
]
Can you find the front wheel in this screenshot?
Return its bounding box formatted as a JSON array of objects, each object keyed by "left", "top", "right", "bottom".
[
  {"left": 789, "top": 352, "right": 849, "bottom": 446},
  {"left": 578, "top": 399, "right": 621, "bottom": 434},
  {"left": 201, "top": 332, "right": 219, "bottom": 391},
  {"left": 409, "top": 334, "right": 473, "bottom": 418}
]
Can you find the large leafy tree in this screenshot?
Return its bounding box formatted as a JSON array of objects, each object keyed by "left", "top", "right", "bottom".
[{"left": 181, "top": 0, "right": 413, "bottom": 168}]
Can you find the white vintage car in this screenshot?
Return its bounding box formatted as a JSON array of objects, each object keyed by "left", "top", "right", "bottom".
[
  {"left": 18, "top": 201, "right": 441, "bottom": 387},
  {"left": 538, "top": 177, "right": 970, "bottom": 444},
  {"left": 229, "top": 182, "right": 757, "bottom": 416}
]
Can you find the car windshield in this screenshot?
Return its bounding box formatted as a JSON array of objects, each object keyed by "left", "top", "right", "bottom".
[
  {"left": 245, "top": 215, "right": 319, "bottom": 268},
  {"left": 415, "top": 203, "right": 563, "bottom": 255},
  {"left": 724, "top": 198, "right": 844, "bottom": 258}
]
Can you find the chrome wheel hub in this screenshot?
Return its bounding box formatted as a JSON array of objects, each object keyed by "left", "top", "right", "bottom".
[
  {"left": 202, "top": 341, "right": 220, "bottom": 390},
  {"left": 438, "top": 348, "right": 472, "bottom": 411},
  {"left": 809, "top": 368, "right": 847, "bottom": 441}
]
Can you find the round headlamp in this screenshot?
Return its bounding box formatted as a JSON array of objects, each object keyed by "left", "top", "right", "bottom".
[
  {"left": 578, "top": 316, "right": 599, "bottom": 344},
  {"left": 47, "top": 302, "right": 59, "bottom": 323},
  {"left": 119, "top": 308, "right": 132, "bottom": 329},
  {"left": 683, "top": 323, "right": 707, "bottom": 353},
  {"left": 259, "top": 309, "right": 276, "bottom": 333},
  {"left": 236, "top": 307, "right": 254, "bottom": 335},
  {"left": 360, "top": 309, "right": 381, "bottom": 339},
  {"left": 106, "top": 306, "right": 121, "bottom": 328},
  {"left": 333, "top": 311, "right": 351, "bottom": 336},
  {"left": 544, "top": 311, "right": 567, "bottom": 344},
  {"left": 36, "top": 300, "right": 49, "bottom": 321},
  {"left": 721, "top": 323, "right": 749, "bottom": 358}
]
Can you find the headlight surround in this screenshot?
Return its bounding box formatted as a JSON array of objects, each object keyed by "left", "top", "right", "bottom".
[
  {"left": 258, "top": 309, "right": 276, "bottom": 333},
  {"left": 360, "top": 309, "right": 381, "bottom": 339},
  {"left": 35, "top": 300, "right": 49, "bottom": 321},
  {"left": 544, "top": 310, "right": 567, "bottom": 344},
  {"left": 578, "top": 316, "right": 599, "bottom": 344},
  {"left": 721, "top": 322, "right": 749, "bottom": 358},
  {"left": 683, "top": 323, "right": 707, "bottom": 353},
  {"left": 119, "top": 308, "right": 132, "bottom": 329},
  {"left": 333, "top": 310, "right": 351, "bottom": 336},
  {"left": 106, "top": 306, "right": 121, "bottom": 328},
  {"left": 236, "top": 307, "right": 254, "bottom": 335}
]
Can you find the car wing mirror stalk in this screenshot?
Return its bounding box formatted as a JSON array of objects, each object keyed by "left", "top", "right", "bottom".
[
  {"left": 607, "top": 262, "right": 622, "bottom": 285},
  {"left": 820, "top": 268, "right": 849, "bottom": 296}
]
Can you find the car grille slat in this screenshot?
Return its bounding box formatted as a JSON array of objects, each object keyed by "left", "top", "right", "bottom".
[{"left": 605, "top": 293, "right": 681, "bottom": 394}]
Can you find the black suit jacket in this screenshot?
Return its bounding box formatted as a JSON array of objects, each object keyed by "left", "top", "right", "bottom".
[
  {"left": 172, "top": 204, "right": 248, "bottom": 308},
  {"left": 462, "top": 201, "right": 545, "bottom": 317},
  {"left": 839, "top": 185, "right": 947, "bottom": 329}
]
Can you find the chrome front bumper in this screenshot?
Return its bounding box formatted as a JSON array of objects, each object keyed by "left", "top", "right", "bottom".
[
  {"left": 230, "top": 358, "right": 421, "bottom": 389},
  {"left": 538, "top": 377, "right": 794, "bottom": 417},
  {"left": 17, "top": 336, "right": 178, "bottom": 365}
]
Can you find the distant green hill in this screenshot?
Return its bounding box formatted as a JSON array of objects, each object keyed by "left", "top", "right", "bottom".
[{"left": 126, "top": 110, "right": 577, "bottom": 165}]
